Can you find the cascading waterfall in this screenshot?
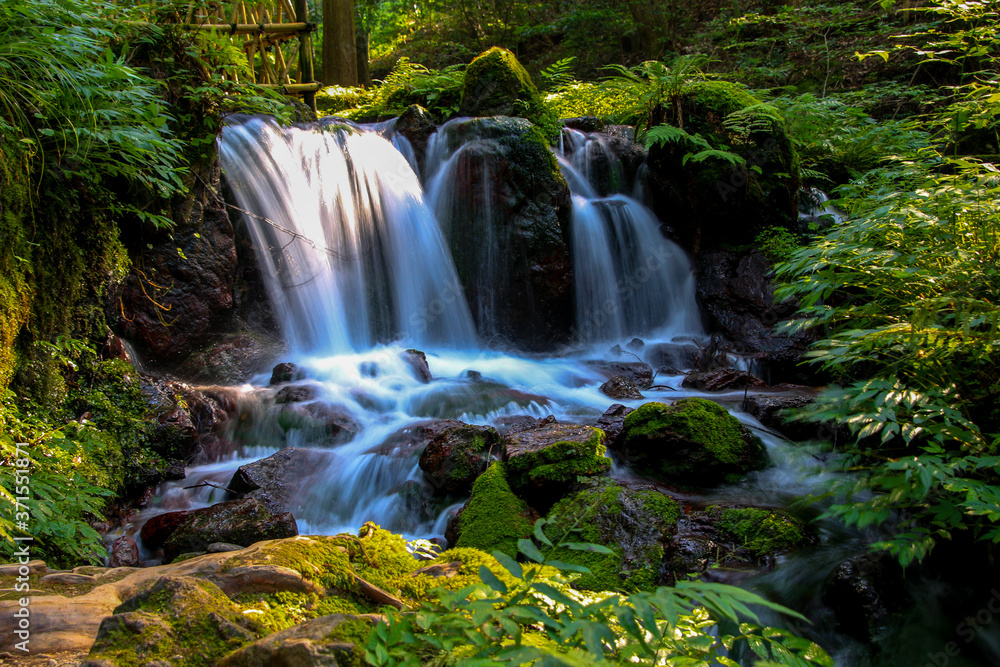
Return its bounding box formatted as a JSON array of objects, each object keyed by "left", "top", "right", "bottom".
[
  {"left": 558, "top": 127, "right": 703, "bottom": 343},
  {"left": 219, "top": 115, "right": 476, "bottom": 354},
  {"left": 144, "top": 116, "right": 740, "bottom": 543}
]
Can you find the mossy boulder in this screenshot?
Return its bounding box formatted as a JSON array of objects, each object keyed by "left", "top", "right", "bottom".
[
  {"left": 712, "top": 506, "right": 809, "bottom": 558},
  {"left": 544, "top": 483, "right": 681, "bottom": 592},
  {"left": 502, "top": 423, "right": 611, "bottom": 501},
  {"left": 431, "top": 116, "right": 573, "bottom": 349},
  {"left": 418, "top": 422, "right": 501, "bottom": 495},
  {"left": 216, "top": 613, "right": 379, "bottom": 667},
  {"left": 88, "top": 576, "right": 259, "bottom": 666},
  {"left": 645, "top": 80, "right": 800, "bottom": 252},
  {"left": 618, "top": 398, "right": 768, "bottom": 485},
  {"left": 452, "top": 462, "right": 536, "bottom": 558},
  {"left": 460, "top": 47, "right": 556, "bottom": 135}
]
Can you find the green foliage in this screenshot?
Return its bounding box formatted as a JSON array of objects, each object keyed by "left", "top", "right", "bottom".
[
  {"left": 755, "top": 226, "right": 801, "bottom": 264},
  {"left": 714, "top": 507, "right": 809, "bottom": 558},
  {"left": 366, "top": 520, "right": 832, "bottom": 666},
  {"left": 775, "top": 153, "right": 1000, "bottom": 566},
  {"left": 604, "top": 55, "right": 713, "bottom": 132}
]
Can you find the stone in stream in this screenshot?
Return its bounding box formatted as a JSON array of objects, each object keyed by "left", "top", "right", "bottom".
[
  {"left": 600, "top": 375, "right": 644, "bottom": 400},
  {"left": 109, "top": 536, "right": 142, "bottom": 568},
  {"left": 592, "top": 403, "right": 634, "bottom": 448},
  {"left": 682, "top": 368, "right": 767, "bottom": 392},
  {"left": 502, "top": 422, "right": 610, "bottom": 503},
  {"left": 617, "top": 398, "right": 769, "bottom": 486},
  {"left": 417, "top": 422, "right": 502, "bottom": 495},
  {"left": 394, "top": 104, "right": 438, "bottom": 172},
  {"left": 277, "top": 401, "right": 360, "bottom": 445},
  {"left": 269, "top": 361, "right": 304, "bottom": 385},
  {"left": 402, "top": 348, "right": 433, "bottom": 383},
  {"left": 821, "top": 553, "right": 908, "bottom": 647},
  {"left": 274, "top": 383, "right": 319, "bottom": 404},
  {"left": 159, "top": 498, "right": 298, "bottom": 563},
  {"left": 585, "top": 360, "right": 655, "bottom": 389},
  {"left": 744, "top": 392, "right": 818, "bottom": 441},
  {"left": 226, "top": 446, "right": 328, "bottom": 514}
]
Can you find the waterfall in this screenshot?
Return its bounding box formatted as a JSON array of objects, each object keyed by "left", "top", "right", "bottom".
[
  {"left": 219, "top": 115, "right": 476, "bottom": 355},
  {"left": 558, "top": 128, "right": 704, "bottom": 343}
]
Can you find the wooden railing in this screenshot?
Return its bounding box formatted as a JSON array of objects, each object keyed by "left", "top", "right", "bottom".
[{"left": 177, "top": 0, "right": 319, "bottom": 107}]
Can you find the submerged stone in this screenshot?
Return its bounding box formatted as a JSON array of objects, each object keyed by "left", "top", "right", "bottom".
[
  {"left": 618, "top": 398, "right": 768, "bottom": 485},
  {"left": 600, "top": 375, "right": 644, "bottom": 400}
]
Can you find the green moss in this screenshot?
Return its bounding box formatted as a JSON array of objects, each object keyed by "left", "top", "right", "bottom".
[
  {"left": 714, "top": 507, "right": 809, "bottom": 557},
  {"left": 89, "top": 577, "right": 259, "bottom": 666},
  {"left": 505, "top": 426, "right": 610, "bottom": 490},
  {"left": 621, "top": 399, "right": 768, "bottom": 485},
  {"left": 544, "top": 483, "right": 680, "bottom": 592},
  {"left": 685, "top": 80, "right": 762, "bottom": 119},
  {"left": 461, "top": 47, "right": 559, "bottom": 139},
  {"left": 321, "top": 617, "right": 372, "bottom": 667},
  {"left": 455, "top": 462, "right": 535, "bottom": 559}
]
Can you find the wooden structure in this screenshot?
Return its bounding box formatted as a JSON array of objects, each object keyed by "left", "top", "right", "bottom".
[{"left": 179, "top": 0, "right": 320, "bottom": 107}]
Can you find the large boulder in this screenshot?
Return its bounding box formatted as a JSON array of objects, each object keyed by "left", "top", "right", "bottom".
[
  {"left": 502, "top": 423, "right": 611, "bottom": 501},
  {"left": 418, "top": 422, "right": 502, "bottom": 495},
  {"left": 644, "top": 81, "right": 799, "bottom": 253},
  {"left": 87, "top": 576, "right": 258, "bottom": 666},
  {"left": 460, "top": 47, "right": 554, "bottom": 132},
  {"left": 682, "top": 368, "right": 767, "bottom": 392},
  {"left": 118, "top": 161, "right": 237, "bottom": 362},
  {"left": 617, "top": 399, "right": 768, "bottom": 485},
  {"left": 431, "top": 116, "right": 573, "bottom": 349},
  {"left": 160, "top": 498, "right": 298, "bottom": 562},
  {"left": 592, "top": 403, "right": 634, "bottom": 448},
  {"left": 544, "top": 483, "right": 681, "bottom": 591},
  {"left": 451, "top": 462, "right": 536, "bottom": 558},
  {"left": 695, "top": 249, "right": 817, "bottom": 383}
]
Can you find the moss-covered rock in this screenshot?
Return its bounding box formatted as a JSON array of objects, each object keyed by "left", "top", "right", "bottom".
[
  {"left": 645, "top": 80, "right": 800, "bottom": 252},
  {"left": 418, "top": 422, "right": 501, "bottom": 495},
  {"left": 618, "top": 398, "right": 769, "bottom": 485},
  {"left": 216, "top": 613, "right": 379, "bottom": 667},
  {"left": 544, "top": 482, "right": 681, "bottom": 592},
  {"left": 431, "top": 116, "right": 573, "bottom": 349},
  {"left": 88, "top": 576, "right": 259, "bottom": 666},
  {"left": 460, "top": 47, "right": 557, "bottom": 136},
  {"left": 712, "top": 506, "right": 809, "bottom": 558},
  {"left": 452, "top": 462, "right": 536, "bottom": 558},
  {"left": 503, "top": 423, "right": 611, "bottom": 499}
]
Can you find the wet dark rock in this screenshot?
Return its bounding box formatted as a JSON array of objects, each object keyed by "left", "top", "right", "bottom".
[
  {"left": 626, "top": 337, "right": 645, "bottom": 352},
  {"left": 682, "top": 368, "right": 767, "bottom": 391},
  {"left": 174, "top": 332, "right": 283, "bottom": 384},
  {"left": 394, "top": 480, "right": 436, "bottom": 523},
  {"left": 161, "top": 498, "right": 298, "bottom": 563},
  {"left": 823, "top": 553, "right": 907, "bottom": 646},
  {"left": 562, "top": 117, "right": 606, "bottom": 133},
  {"left": 118, "top": 161, "right": 237, "bottom": 362},
  {"left": 493, "top": 414, "right": 555, "bottom": 436},
  {"left": 462, "top": 369, "right": 483, "bottom": 381},
  {"left": 418, "top": 422, "right": 502, "bottom": 495},
  {"left": 394, "top": 104, "right": 438, "bottom": 170},
  {"left": 274, "top": 384, "right": 320, "bottom": 404},
  {"left": 502, "top": 423, "right": 610, "bottom": 503},
  {"left": 402, "top": 348, "right": 432, "bottom": 383},
  {"left": 643, "top": 81, "right": 798, "bottom": 252},
  {"left": 600, "top": 375, "right": 644, "bottom": 400},
  {"left": 109, "top": 536, "right": 141, "bottom": 568},
  {"left": 227, "top": 447, "right": 327, "bottom": 514},
  {"left": 592, "top": 404, "right": 634, "bottom": 448},
  {"left": 277, "top": 401, "right": 360, "bottom": 445},
  {"left": 617, "top": 399, "right": 769, "bottom": 486},
  {"left": 269, "top": 362, "right": 304, "bottom": 385},
  {"left": 431, "top": 116, "right": 572, "bottom": 349},
  {"left": 407, "top": 376, "right": 550, "bottom": 419},
  {"left": 585, "top": 360, "right": 655, "bottom": 389},
  {"left": 140, "top": 510, "right": 193, "bottom": 552},
  {"left": 646, "top": 341, "right": 702, "bottom": 373},
  {"left": 695, "top": 250, "right": 817, "bottom": 384},
  {"left": 744, "top": 392, "right": 816, "bottom": 440}
]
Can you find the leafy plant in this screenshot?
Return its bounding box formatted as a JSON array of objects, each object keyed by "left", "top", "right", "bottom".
[
  {"left": 366, "top": 518, "right": 832, "bottom": 665},
  {"left": 603, "top": 55, "right": 714, "bottom": 132}
]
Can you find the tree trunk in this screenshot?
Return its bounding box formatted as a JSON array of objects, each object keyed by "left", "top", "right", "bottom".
[
  {"left": 322, "top": 0, "right": 358, "bottom": 86},
  {"left": 356, "top": 27, "right": 371, "bottom": 87}
]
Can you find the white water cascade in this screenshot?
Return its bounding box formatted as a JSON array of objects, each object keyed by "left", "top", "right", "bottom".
[
  {"left": 219, "top": 115, "right": 476, "bottom": 354},
  {"left": 136, "top": 116, "right": 822, "bottom": 548},
  {"left": 557, "top": 127, "right": 703, "bottom": 344}
]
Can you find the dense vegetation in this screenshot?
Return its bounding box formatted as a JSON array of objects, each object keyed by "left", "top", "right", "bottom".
[{"left": 1, "top": 0, "right": 999, "bottom": 663}]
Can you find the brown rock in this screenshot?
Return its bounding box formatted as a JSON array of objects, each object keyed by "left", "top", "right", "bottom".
[
  {"left": 600, "top": 375, "right": 644, "bottom": 400},
  {"left": 216, "top": 614, "right": 383, "bottom": 667},
  {"left": 162, "top": 498, "right": 298, "bottom": 563},
  {"left": 110, "top": 536, "right": 142, "bottom": 568},
  {"left": 682, "top": 368, "right": 767, "bottom": 392}
]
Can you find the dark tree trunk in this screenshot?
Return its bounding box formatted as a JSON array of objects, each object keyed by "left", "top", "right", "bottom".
[
  {"left": 356, "top": 27, "right": 371, "bottom": 87},
  {"left": 322, "top": 0, "right": 358, "bottom": 86}
]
